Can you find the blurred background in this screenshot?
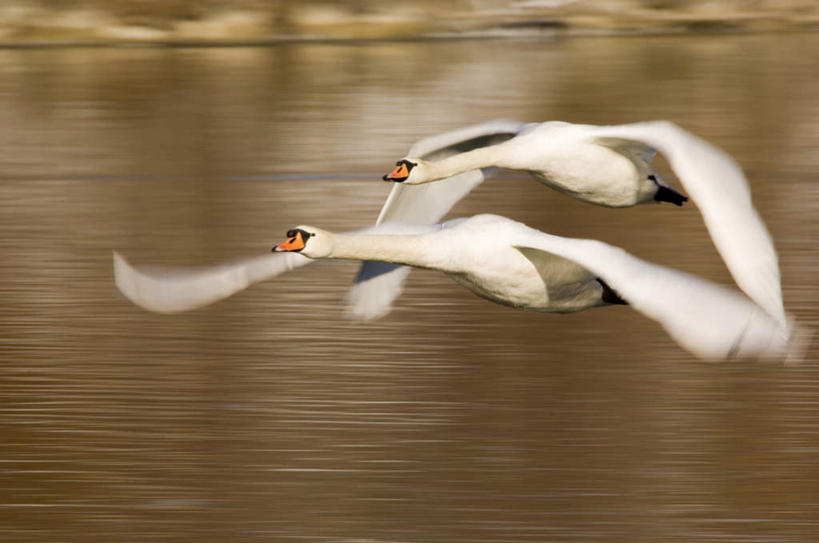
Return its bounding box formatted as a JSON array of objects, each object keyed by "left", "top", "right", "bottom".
[
  {"left": 1, "top": 0, "right": 818, "bottom": 43},
  {"left": 1, "top": 1, "right": 818, "bottom": 542}
]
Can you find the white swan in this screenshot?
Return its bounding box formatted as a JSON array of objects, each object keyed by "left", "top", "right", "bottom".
[
  {"left": 381, "top": 120, "right": 687, "bottom": 208},
  {"left": 113, "top": 214, "right": 801, "bottom": 361},
  {"left": 351, "top": 120, "right": 784, "bottom": 329}
]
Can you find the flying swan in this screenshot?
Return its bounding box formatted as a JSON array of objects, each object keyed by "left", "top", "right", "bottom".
[
  {"left": 349, "top": 120, "right": 784, "bottom": 328},
  {"left": 113, "top": 214, "right": 802, "bottom": 362}
]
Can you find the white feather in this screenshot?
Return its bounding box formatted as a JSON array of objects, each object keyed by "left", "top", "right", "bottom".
[
  {"left": 513, "top": 231, "right": 791, "bottom": 360},
  {"left": 587, "top": 121, "right": 785, "bottom": 327},
  {"left": 113, "top": 251, "right": 311, "bottom": 314}
]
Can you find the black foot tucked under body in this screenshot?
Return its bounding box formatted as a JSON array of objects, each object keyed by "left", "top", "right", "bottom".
[
  {"left": 654, "top": 185, "right": 689, "bottom": 206},
  {"left": 649, "top": 175, "right": 688, "bottom": 207}
]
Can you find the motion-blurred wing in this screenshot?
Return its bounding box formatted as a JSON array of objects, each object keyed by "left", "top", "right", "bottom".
[
  {"left": 515, "top": 232, "right": 790, "bottom": 360},
  {"left": 589, "top": 121, "right": 785, "bottom": 327},
  {"left": 348, "top": 120, "right": 527, "bottom": 320},
  {"left": 345, "top": 222, "right": 443, "bottom": 320},
  {"left": 113, "top": 251, "right": 311, "bottom": 314}
]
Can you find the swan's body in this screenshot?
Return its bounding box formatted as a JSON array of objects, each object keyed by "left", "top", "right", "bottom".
[
  {"left": 359, "top": 120, "right": 785, "bottom": 329},
  {"left": 115, "top": 214, "right": 798, "bottom": 361}
]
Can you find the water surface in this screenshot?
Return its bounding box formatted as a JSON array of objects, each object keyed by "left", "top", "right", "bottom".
[{"left": 1, "top": 34, "right": 818, "bottom": 542}]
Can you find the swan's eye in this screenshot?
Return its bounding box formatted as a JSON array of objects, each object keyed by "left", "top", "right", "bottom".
[{"left": 648, "top": 174, "right": 657, "bottom": 182}]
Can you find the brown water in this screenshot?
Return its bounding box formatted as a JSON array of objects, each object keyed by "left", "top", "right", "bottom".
[{"left": 1, "top": 33, "right": 818, "bottom": 543}]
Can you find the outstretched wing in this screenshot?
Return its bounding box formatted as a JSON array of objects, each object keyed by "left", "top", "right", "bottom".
[
  {"left": 514, "top": 230, "right": 790, "bottom": 360},
  {"left": 348, "top": 120, "right": 528, "bottom": 320},
  {"left": 588, "top": 121, "right": 785, "bottom": 327},
  {"left": 113, "top": 251, "right": 312, "bottom": 314},
  {"left": 345, "top": 222, "right": 443, "bottom": 320}
]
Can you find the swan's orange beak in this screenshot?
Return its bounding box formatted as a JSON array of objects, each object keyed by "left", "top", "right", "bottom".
[
  {"left": 383, "top": 162, "right": 410, "bottom": 182},
  {"left": 273, "top": 231, "right": 305, "bottom": 252}
]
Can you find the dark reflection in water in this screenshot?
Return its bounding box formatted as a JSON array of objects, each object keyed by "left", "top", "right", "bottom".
[{"left": 1, "top": 34, "right": 818, "bottom": 542}]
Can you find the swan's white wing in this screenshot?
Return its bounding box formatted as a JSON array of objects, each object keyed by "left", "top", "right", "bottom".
[
  {"left": 515, "top": 232, "right": 790, "bottom": 360},
  {"left": 588, "top": 121, "right": 785, "bottom": 327},
  {"left": 345, "top": 262, "right": 411, "bottom": 321},
  {"left": 113, "top": 251, "right": 311, "bottom": 314},
  {"left": 345, "top": 222, "right": 443, "bottom": 320},
  {"left": 348, "top": 120, "right": 528, "bottom": 320}
]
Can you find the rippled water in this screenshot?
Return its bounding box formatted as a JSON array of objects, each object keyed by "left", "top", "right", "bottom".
[{"left": 1, "top": 34, "right": 818, "bottom": 542}]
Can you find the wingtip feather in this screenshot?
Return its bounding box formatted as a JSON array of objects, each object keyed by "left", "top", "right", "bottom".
[
  {"left": 344, "top": 265, "right": 412, "bottom": 321},
  {"left": 112, "top": 251, "right": 184, "bottom": 314}
]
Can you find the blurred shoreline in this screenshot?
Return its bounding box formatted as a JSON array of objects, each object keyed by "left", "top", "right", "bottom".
[{"left": 1, "top": 1, "right": 818, "bottom": 47}]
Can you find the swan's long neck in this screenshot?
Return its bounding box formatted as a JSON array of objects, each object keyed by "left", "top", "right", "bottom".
[
  {"left": 423, "top": 145, "right": 507, "bottom": 183},
  {"left": 329, "top": 233, "right": 446, "bottom": 270}
]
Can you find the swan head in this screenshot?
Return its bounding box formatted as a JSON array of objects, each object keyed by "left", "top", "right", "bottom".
[
  {"left": 382, "top": 158, "right": 425, "bottom": 184},
  {"left": 272, "top": 226, "right": 333, "bottom": 258}
]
